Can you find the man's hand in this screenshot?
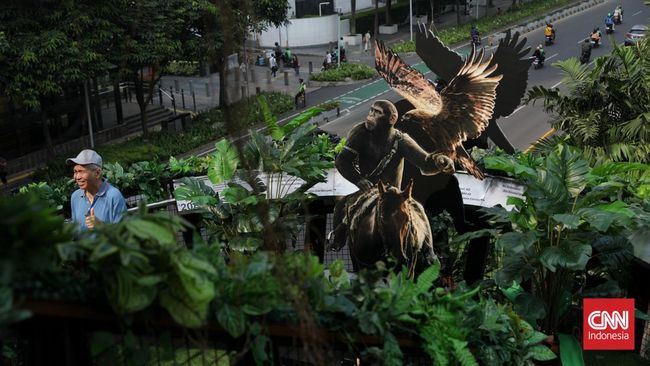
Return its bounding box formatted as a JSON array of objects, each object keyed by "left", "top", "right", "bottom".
[
  {"left": 356, "top": 178, "right": 374, "bottom": 191},
  {"left": 428, "top": 153, "right": 455, "bottom": 174},
  {"left": 85, "top": 208, "right": 102, "bottom": 229}
]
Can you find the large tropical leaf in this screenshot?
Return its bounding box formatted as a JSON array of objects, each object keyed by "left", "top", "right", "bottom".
[
  {"left": 208, "top": 139, "right": 239, "bottom": 184},
  {"left": 539, "top": 241, "right": 591, "bottom": 272}
]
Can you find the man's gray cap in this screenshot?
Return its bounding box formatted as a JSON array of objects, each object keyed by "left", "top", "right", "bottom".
[{"left": 66, "top": 149, "right": 103, "bottom": 167}]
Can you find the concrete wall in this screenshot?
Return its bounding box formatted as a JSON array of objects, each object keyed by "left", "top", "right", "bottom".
[
  {"left": 257, "top": 14, "right": 346, "bottom": 48},
  {"left": 334, "top": 0, "right": 374, "bottom": 14}
]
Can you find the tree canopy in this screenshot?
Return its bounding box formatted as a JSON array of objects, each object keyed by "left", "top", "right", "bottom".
[{"left": 526, "top": 39, "right": 650, "bottom": 164}]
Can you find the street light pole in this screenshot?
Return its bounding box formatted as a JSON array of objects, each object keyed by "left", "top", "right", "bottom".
[
  {"left": 337, "top": 7, "right": 342, "bottom": 68},
  {"left": 318, "top": 2, "right": 330, "bottom": 17},
  {"left": 409, "top": 0, "right": 413, "bottom": 41}
]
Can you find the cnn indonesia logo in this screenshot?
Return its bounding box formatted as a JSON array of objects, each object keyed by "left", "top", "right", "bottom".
[{"left": 583, "top": 298, "right": 634, "bottom": 350}]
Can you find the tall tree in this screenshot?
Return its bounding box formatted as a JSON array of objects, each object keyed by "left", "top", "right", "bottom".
[
  {"left": 374, "top": 0, "right": 380, "bottom": 38},
  {"left": 527, "top": 39, "right": 650, "bottom": 163},
  {"left": 385, "top": 0, "right": 393, "bottom": 25},
  {"left": 108, "top": 0, "right": 198, "bottom": 139},
  {"left": 198, "top": 0, "right": 289, "bottom": 108},
  {"left": 0, "top": 0, "right": 114, "bottom": 150}
]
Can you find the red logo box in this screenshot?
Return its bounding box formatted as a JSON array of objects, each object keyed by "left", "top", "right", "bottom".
[{"left": 583, "top": 298, "right": 634, "bottom": 350}]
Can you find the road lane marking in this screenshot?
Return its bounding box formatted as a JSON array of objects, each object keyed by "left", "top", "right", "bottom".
[
  {"left": 525, "top": 128, "right": 556, "bottom": 153},
  {"left": 551, "top": 81, "right": 563, "bottom": 88},
  {"left": 632, "top": 10, "right": 642, "bottom": 16},
  {"left": 546, "top": 53, "right": 559, "bottom": 61}
]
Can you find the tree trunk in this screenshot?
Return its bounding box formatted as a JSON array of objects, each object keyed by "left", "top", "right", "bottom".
[
  {"left": 217, "top": 58, "right": 229, "bottom": 109},
  {"left": 351, "top": 0, "right": 357, "bottom": 34},
  {"left": 385, "top": 0, "right": 393, "bottom": 25},
  {"left": 374, "top": 0, "right": 379, "bottom": 38},
  {"left": 132, "top": 70, "right": 149, "bottom": 139},
  {"left": 113, "top": 76, "right": 123, "bottom": 125},
  {"left": 456, "top": 0, "right": 462, "bottom": 25}
]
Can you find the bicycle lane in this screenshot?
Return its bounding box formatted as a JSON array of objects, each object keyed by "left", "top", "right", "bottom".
[{"left": 330, "top": 54, "right": 469, "bottom": 111}]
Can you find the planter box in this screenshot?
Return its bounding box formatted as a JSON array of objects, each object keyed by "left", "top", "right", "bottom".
[
  {"left": 343, "top": 34, "right": 362, "bottom": 46},
  {"left": 379, "top": 24, "right": 398, "bottom": 34}
]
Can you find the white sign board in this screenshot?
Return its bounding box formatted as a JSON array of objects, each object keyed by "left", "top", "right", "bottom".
[
  {"left": 174, "top": 170, "right": 525, "bottom": 212},
  {"left": 174, "top": 169, "right": 359, "bottom": 212},
  {"left": 454, "top": 172, "right": 525, "bottom": 210}
]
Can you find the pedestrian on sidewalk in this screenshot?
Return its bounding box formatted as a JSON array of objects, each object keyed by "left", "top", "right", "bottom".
[
  {"left": 295, "top": 78, "right": 306, "bottom": 108},
  {"left": 67, "top": 149, "right": 126, "bottom": 231},
  {"left": 363, "top": 31, "right": 371, "bottom": 52},
  {"left": 269, "top": 54, "right": 278, "bottom": 77},
  {"left": 274, "top": 42, "right": 282, "bottom": 62},
  {"left": 292, "top": 54, "right": 300, "bottom": 75}
]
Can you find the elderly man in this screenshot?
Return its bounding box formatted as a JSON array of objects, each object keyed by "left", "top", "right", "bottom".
[{"left": 67, "top": 149, "right": 126, "bottom": 230}]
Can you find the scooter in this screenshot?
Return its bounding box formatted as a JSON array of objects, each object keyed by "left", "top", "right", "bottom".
[
  {"left": 613, "top": 13, "right": 621, "bottom": 24},
  {"left": 580, "top": 52, "right": 591, "bottom": 65},
  {"left": 605, "top": 23, "right": 614, "bottom": 34},
  {"left": 533, "top": 56, "right": 544, "bottom": 69},
  {"left": 471, "top": 35, "right": 482, "bottom": 47},
  {"left": 545, "top": 36, "right": 554, "bottom": 46}
]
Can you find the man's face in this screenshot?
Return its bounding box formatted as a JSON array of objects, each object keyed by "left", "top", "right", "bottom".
[
  {"left": 73, "top": 164, "right": 100, "bottom": 190},
  {"left": 365, "top": 103, "right": 391, "bottom": 131}
]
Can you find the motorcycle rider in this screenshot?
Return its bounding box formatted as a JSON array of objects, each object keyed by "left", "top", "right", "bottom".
[
  {"left": 581, "top": 38, "right": 592, "bottom": 64},
  {"left": 591, "top": 27, "right": 602, "bottom": 46},
  {"left": 544, "top": 23, "right": 556, "bottom": 41},
  {"left": 470, "top": 25, "right": 481, "bottom": 45},
  {"left": 533, "top": 44, "right": 546, "bottom": 66},
  {"left": 613, "top": 5, "right": 623, "bottom": 23},
  {"left": 605, "top": 13, "right": 615, "bottom": 31}
]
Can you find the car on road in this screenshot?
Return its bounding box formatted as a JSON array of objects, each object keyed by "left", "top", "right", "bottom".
[{"left": 624, "top": 24, "right": 648, "bottom": 46}]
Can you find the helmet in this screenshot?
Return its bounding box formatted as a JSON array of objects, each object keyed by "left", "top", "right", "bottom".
[{"left": 608, "top": 12, "right": 612, "bottom": 16}]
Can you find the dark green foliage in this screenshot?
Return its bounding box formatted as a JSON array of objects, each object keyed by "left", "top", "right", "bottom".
[
  {"left": 480, "top": 143, "right": 649, "bottom": 333},
  {"left": 0, "top": 194, "right": 73, "bottom": 328},
  {"left": 58, "top": 206, "right": 216, "bottom": 327},
  {"left": 311, "top": 63, "right": 376, "bottom": 82},
  {"left": 0, "top": 0, "right": 114, "bottom": 108},
  {"left": 526, "top": 39, "right": 650, "bottom": 164},
  {"left": 160, "top": 60, "right": 200, "bottom": 76}
]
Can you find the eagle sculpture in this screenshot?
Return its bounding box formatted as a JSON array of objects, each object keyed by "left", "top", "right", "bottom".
[
  {"left": 414, "top": 26, "right": 531, "bottom": 154},
  {"left": 375, "top": 40, "right": 502, "bottom": 179}
]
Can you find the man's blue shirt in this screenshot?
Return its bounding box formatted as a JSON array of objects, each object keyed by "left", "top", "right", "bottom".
[{"left": 70, "top": 180, "right": 127, "bottom": 230}]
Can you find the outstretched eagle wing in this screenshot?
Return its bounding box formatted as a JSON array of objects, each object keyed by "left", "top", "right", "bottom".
[
  {"left": 374, "top": 40, "right": 442, "bottom": 114},
  {"left": 488, "top": 30, "right": 531, "bottom": 119},
  {"left": 415, "top": 23, "right": 463, "bottom": 83},
  {"left": 435, "top": 46, "right": 503, "bottom": 140}
]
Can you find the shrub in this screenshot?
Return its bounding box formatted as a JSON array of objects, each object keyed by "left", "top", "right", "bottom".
[
  {"left": 161, "top": 61, "right": 200, "bottom": 76},
  {"left": 311, "top": 63, "right": 375, "bottom": 82}
]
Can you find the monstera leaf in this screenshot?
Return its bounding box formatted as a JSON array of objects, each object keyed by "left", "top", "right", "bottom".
[{"left": 208, "top": 139, "right": 239, "bottom": 184}]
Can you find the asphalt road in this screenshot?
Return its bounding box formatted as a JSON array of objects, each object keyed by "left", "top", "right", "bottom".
[{"left": 298, "top": 0, "right": 648, "bottom": 151}]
